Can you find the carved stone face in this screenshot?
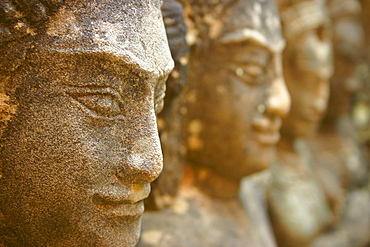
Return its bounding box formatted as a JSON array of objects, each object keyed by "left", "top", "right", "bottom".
[
  {"left": 0, "top": 1, "right": 173, "bottom": 246},
  {"left": 280, "top": 2, "right": 333, "bottom": 138},
  {"left": 326, "top": 0, "right": 364, "bottom": 119},
  {"left": 186, "top": 0, "right": 290, "bottom": 179}
]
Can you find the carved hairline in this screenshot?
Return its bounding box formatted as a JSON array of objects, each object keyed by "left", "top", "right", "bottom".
[
  {"left": 328, "top": 0, "right": 361, "bottom": 18},
  {"left": 278, "top": 0, "right": 329, "bottom": 40}
]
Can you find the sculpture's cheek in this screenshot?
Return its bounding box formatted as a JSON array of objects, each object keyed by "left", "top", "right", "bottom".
[
  {"left": 0, "top": 59, "right": 162, "bottom": 247},
  {"left": 0, "top": 91, "right": 145, "bottom": 246}
]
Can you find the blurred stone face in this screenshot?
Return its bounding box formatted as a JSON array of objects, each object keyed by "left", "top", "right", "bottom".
[
  {"left": 186, "top": 0, "right": 290, "bottom": 179},
  {"left": 0, "top": 1, "right": 173, "bottom": 246},
  {"left": 280, "top": 2, "right": 333, "bottom": 138},
  {"left": 326, "top": 1, "right": 364, "bottom": 119}
]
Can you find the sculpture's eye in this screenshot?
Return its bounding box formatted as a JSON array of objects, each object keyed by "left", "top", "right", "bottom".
[
  {"left": 75, "top": 94, "right": 122, "bottom": 117},
  {"left": 154, "top": 81, "right": 166, "bottom": 115},
  {"left": 233, "top": 63, "right": 266, "bottom": 86},
  {"left": 67, "top": 87, "right": 125, "bottom": 120},
  {"left": 231, "top": 45, "right": 270, "bottom": 86},
  {"left": 154, "top": 97, "right": 164, "bottom": 115}
]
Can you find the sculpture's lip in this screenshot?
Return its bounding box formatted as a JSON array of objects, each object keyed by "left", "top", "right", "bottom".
[
  {"left": 92, "top": 192, "right": 147, "bottom": 218},
  {"left": 299, "top": 107, "right": 326, "bottom": 123},
  {"left": 300, "top": 114, "right": 322, "bottom": 124},
  {"left": 252, "top": 117, "right": 281, "bottom": 145},
  {"left": 255, "top": 131, "right": 281, "bottom": 145}
]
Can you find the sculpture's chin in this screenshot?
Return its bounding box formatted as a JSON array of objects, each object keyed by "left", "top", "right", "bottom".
[
  {"left": 0, "top": 212, "right": 142, "bottom": 247},
  {"left": 47, "top": 216, "right": 142, "bottom": 247},
  {"left": 0, "top": 221, "right": 22, "bottom": 247},
  {"left": 243, "top": 149, "right": 275, "bottom": 176}
]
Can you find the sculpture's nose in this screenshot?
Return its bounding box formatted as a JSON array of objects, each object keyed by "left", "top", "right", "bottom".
[
  {"left": 312, "top": 81, "right": 329, "bottom": 115},
  {"left": 116, "top": 111, "right": 163, "bottom": 185},
  {"left": 265, "top": 57, "right": 291, "bottom": 118}
]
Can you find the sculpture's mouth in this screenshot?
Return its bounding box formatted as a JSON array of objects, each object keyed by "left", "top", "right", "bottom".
[
  {"left": 255, "top": 131, "right": 280, "bottom": 145},
  {"left": 252, "top": 117, "right": 282, "bottom": 145},
  {"left": 298, "top": 114, "right": 322, "bottom": 127},
  {"left": 92, "top": 191, "right": 148, "bottom": 218}
]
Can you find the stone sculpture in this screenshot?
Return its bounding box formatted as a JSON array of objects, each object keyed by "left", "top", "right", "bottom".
[
  {"left": 0, "top": 1, "right": 173, "bottom": 246},
  {"left": 145, "top": 0, "right": 190, "bottom": 210},
  {"left": 309, "top": 1, "right": 370, "bottom": 246},
  {"left": 359, "top": 0, "right": 370, "bottom": 158},
  {"left": 310, "top": 0, "right": 367, "bottom": 220},
  {"left": 267, "top": 1, "right": 334, "bottom": 246},
  {"left": 139, "top": 0, "right": 290, "bottom": 246}
]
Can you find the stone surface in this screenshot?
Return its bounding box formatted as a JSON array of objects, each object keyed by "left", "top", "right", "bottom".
[
  {"left": 0, "top": 0, "right": 368, "bottom": 246},
  {"left": 308, "top": 1, "right": 370, "bottom": 246},
  {"left": 267, "top": 1, "right": 334, "bottom": 246},
  {"left": 145, "top": 0, "right": 190, "bottom": 210},
  {"left": 139, "top": 0, "right": 289, "bottom": 246},
  {"left": 357, "top": 0, "right": 370, "bottom": 158},
  {"left": 0, "top": 1, "right": 173, "bottom": 246}
]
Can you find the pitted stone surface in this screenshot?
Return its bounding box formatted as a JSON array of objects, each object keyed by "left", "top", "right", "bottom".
[{"left": 0, "top": 1, "right": 173, "bottom": 246}]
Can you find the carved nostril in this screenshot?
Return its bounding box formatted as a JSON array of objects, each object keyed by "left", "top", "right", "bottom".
[
  {"left": 265, "top": 77, "right": 291, "bottom": 118},
  {"left": 115, "top": 154, "right": 163, "bottom": 185},
  {"left": 117, "top": 113, "right": 164, "bottom": 184},
  {"left": 314, "top": 97, "right": 328, "bottom": 115}
]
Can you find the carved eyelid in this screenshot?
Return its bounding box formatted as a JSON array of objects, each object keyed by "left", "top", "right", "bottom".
[
  {"left": 66, "top": 86, "right": 123, "bottom": 98},
  {"left": 66, "top": 86, "right": 126, "bottom": 120},
  {"left": 234, "top": 57, "right": 268, "bottom": 68},
  {"left": 154, "top": 79, "right": 166, "bottom": 114},
  {"left": 233, "top": 61, "right": 266, "bottom": 75},
  {"left": 154, "top": 96, "right": 165, "bottom": 114},
  {"left": 231, "top": 61, "right": 268, "bottom": 86},
  {"left": 242, "top": 62, "right": 265, "bottom": 74}
]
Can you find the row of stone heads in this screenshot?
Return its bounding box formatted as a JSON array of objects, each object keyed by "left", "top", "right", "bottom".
[{"left": 0, "top": 0, "right": 367, "bottom": 246}]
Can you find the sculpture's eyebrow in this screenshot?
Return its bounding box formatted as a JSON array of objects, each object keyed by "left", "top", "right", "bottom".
[
  {"left": 110, "top": 49, "right": 174, "bottom": 82},
  {"left": 232, "top": 46, "right": 271, "bottom": 66},
  {"left": 219, "top": 29, "right": 286, "bottom": 53},
  {"left": 60, "top": 73, "right": 123, "bottom": 93}
]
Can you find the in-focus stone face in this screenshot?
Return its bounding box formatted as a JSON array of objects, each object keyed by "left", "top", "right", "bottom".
[
  {"left": 0, "top": 1, "right": 173, "bottom": 246},
  {"left": 279, "top": 0, "right": 333, "bottom": 138},
  {"left": 186, "top": 0, "right": 290, "bottom": 179}
]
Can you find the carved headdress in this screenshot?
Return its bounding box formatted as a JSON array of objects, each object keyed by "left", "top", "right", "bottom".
[
  {"left": 180, "top": 0, "right": 284, "bottom": 50},
  {"left": 0, "top": 0, "right": 173, "bottom": 137},
  {"left": 327, "top": 0, "right": 361, "bottom": 19},
  {"left": 219, "top": 0, "right": 284, "bottom": 51},
  {"left": 277, "top": 0, "right": 329, "bottom": 41},
  {"left": 0, "top": 0, "right": 172, "bottom": 76},
  {"left": 327, "top": 0, "right": 364, "bottom": 64}
]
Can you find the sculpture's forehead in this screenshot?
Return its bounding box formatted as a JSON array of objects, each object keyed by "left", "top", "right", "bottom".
[
  {"left": 219, "top": 0, "right": 285, "bottom": 52},
  {"left": 278, "top": 1, "right": 329, "bottom": 41},
  {"left": 42, "top": 0, "right": 173, "bottom": 79}
]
